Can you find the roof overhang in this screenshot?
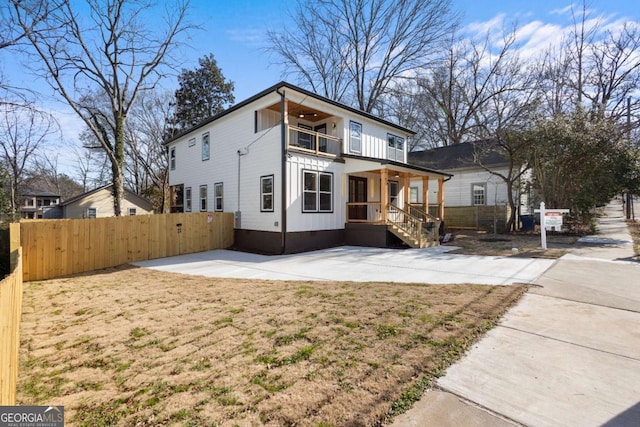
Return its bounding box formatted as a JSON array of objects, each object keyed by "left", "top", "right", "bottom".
[{"left": 342, "top": 154, "right": 453, "bottom": 179}]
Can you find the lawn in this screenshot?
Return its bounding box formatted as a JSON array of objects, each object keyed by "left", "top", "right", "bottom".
[
  {"left": 18, "top": 266, "right": 526, "bottom": 426},
  {"left": 444, "top": 229, "right": 578, "bottom": 259}
]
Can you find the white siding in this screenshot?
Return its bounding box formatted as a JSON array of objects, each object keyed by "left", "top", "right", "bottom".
[
  {"left": 168, "top": 93, "right": 283, "bottom": 232},
  {"left": 286, "top": 153, "right": 346, "bottom": 232},
  {"left": 411, "top": 168, "right": 509, "bottom": 207}
]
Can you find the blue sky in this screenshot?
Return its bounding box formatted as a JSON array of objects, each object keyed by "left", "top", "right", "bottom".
[
  {"left": 182, "top": 0, "right": 640, "bottom": 101},
  {"left": 1, "top": 0, "right": 639, "bottom": 174}
]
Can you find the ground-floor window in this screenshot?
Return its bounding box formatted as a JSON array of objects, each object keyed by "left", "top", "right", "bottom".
[
  {"left": 261, "top": 175, "right": 274, "bottom": 212},
  {"left": 185, "top": 187, "right": 192, "bottom": 212},
  {"left": 200, "top": 185, "right": 207, "bottom": 211},
  {"left": 302, "top": 170, "right": 333, "bottom": 213},
  {"left": 86, "top": 207, "right": 97, "bottom": 218},
  {"left": 214, "top": 182, "right": 223, "bottom": 211},
  {"left": 128, "top": 208, "right": 137, "bottom": 216},
  {"left": 472, "top": 183, "right": 486, "bottom": 205}
]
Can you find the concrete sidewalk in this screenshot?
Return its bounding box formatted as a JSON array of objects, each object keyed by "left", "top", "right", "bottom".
[{"left": 392, "top": 199, "right": 640, "bottom": 427}]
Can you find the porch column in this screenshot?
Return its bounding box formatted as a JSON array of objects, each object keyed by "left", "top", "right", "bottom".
[
  {"left": 381, "top": 169, "right": 388, "bottom": 223},
  {"left": 438, "top": 177, "right": 445, "bottom": 220},
  {"left": 403, "top": 172, "right": 410, "bottom": 210},
  {"left": 422, "top": 176, "right": 429, "bottom": 213},
  {"left": 283, "top": 99, "right": 289, "bottom": 147}
]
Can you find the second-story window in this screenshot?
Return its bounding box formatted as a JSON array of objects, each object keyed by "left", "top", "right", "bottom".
[
  {"left": 349, "top": 121, "right": 362, "bottom": 153},
  {"left": 170, "top": 147, "right": 176, "bottom": 170},
  {"left": 202, "top": 132, "right": 210, "bottom": 161},
  {"left": 387, "top": 134, "right": 404, "bottom": 162}
]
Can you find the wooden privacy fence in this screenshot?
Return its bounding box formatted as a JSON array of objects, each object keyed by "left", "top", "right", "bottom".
[
  {"left": 20, "top": 212, "right": 234, "bottom": 281},
  {"left": 0, "top": 223, "right": 22, "bottom": 405}
]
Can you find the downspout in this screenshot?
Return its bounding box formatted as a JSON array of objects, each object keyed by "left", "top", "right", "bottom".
[{"left": 277, "top": 88, "right": 287, "bottom": 254}]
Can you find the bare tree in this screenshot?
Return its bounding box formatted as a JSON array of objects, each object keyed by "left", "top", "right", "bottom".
[
  {"left": 416, "top": 27, "right": 530, "bottom": 147},
  {"left": 268, "top": 0, "right": 458, "bottom": 113},
  {"left": 11, "top": 0, "right": 192, "bottom": 216},
  {"left": 0, "top": 103, "right": 58, "bottom": 212},
  {"left": 124, "top": 90, "right": 174, "bottom": 212}
]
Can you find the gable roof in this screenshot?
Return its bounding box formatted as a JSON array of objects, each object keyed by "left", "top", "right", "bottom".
[
  {"left": 61, "top": 184, "right": 151, "bottom": 208},
  {"left": 164, "top": 81, "right": 415, "bottom": 145},
  {"left": 408, "top": 140, "right": 509, "bottom": 171}
]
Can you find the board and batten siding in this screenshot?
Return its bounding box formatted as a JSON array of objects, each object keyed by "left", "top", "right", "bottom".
[
  {"left": 168, "top": 93, "right": 283, "bottom": 232},
  {"left": 286, "top": 154, "right": 346, "bottom": 232}
]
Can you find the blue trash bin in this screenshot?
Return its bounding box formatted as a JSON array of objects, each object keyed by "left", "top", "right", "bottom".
[{"left": 520, "top": 215, "right": 535, "bottom": 231}]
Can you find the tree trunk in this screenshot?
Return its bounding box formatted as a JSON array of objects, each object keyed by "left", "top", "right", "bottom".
[{"left": 112, "top": 114, "right": 126, "bottom": 216}]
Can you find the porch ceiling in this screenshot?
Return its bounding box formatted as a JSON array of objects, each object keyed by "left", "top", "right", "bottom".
[{"left": 267, "top": 101, "right": 332, "bottom": 122}]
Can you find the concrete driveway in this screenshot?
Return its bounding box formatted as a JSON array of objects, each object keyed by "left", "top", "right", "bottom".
[{"left": 133, "top": 245, "right": 554, "bottom": 285}]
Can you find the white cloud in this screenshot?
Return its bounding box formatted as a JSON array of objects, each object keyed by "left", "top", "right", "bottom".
[{"left": 226, "top": 28, "right": 268, "bottom": 47}]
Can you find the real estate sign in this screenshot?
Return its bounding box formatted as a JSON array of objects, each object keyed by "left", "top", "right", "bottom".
[{"left": 544, "top": 211, "right": 563, "bottom": 231}]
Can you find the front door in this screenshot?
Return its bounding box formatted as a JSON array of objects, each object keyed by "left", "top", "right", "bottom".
[{"left": 348, "top": 176, "right": 367, "bottom": 221}]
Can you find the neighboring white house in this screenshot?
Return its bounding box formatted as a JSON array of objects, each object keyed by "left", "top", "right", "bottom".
[
  {"left": 165, "top": 81, "right": 451, "bottom": 254},
  {"left": 56, "top": 184, "right": 154, "bottom": 218},
  {"left": 409, "top": 142, "right": 531, "bottom": 231}
]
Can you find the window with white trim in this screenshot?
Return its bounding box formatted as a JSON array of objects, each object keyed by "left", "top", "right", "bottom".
[
  {"left": 214, "top": 182, "right": 223, "bottom": 211},
  {"left": 349, "top": 121, "right": 362, "bottom": 153},
  {"left": 202, "top": 132, "right": 210, "bottom": 161},
  {"left": 184, "top": 187, "right": 192, "bottom": 212},
  {"left": 128, "top": 208, "right": 137, "bottom": 215},
  {"left": 188, "top": 137, "right": 196, "bottom": 147},
  {"left": 261, "top": 175, "right": 274, "bottom": 212},
  {"left": 387, "top": 134, "right": 404, "bottom": 162},
  {"left": 170, "top": 147, "right": 176, "bottom": 170},
  {"left": 472, "top": 183, "right": 486, "bottom": 206},
  {"left": 86, "top": 207, "right": 97, "bottom": 218},
  {"left": 303, "top": 170, "right": 333, "bottom": 213},
  {"left": 199, "top": 185, "right": 207, "bottom": 211}
]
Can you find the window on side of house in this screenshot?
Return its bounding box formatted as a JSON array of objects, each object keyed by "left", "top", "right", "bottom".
[
  {"left": 170, "top": 146, "right": 176, "bottom": 170},
  {"left": 410, "top": 186, "right": 419, "bottom": 204},
  {"left": 185, "top": 187, "right": 192, "bottom": 212},
  {"left": 188, "top": 137, "right": 196, "bottom": 147},
  {"left": 128, "top": 208, "right": 137, "bottom": 215},
  {"left": 349, "top": 121, "right": 362, "bottom": 153},
  {"left": 302, "top": 170, "right": 333, "bottom": 213},
  {"left": 86, "top": 207, "right": 97, "bottom": 218},
  {"left": 261, "top": 175, "right": 274, "bottom": 212},
  {"left": 200, "top": 185, "right": 207, "bottom": 211},
  {"left": 202, "top": 132, "right": 210, "bottom": 161},
  {"left": 387, "top": 134, "right": 404, "bottom": 162},
  {"left": 472, "top": 183, "right": 486, "bottom": 206},
  {"left": 214, "top": 182, "right": 223, "bottom": 211}
]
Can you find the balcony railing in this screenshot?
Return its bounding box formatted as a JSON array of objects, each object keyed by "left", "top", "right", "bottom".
[{"left": 288, "top": 125, "right": 341, "bottom": 156}]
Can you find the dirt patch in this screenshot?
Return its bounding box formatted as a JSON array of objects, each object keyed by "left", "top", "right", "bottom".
[
  {"left": 628, "top": 220, "right": 640, "bottom": 256},
  {"left": 444, "top": 229, "right": 578, "bottom": 258},
  {"left": 18, "top": 266, "right": 526, "bottom": 426}
]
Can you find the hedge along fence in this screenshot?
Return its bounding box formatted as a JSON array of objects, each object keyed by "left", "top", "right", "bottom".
[
  {"left": 20, "top": 212, "right": 235, "bottom": 281},
  {"left": 0, "top": 223, "right": 22, "bottom": 405}
]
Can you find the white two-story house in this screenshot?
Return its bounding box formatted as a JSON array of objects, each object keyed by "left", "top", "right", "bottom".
[{"left": 165, "top": 82, "right": 451, "bottom": 254}]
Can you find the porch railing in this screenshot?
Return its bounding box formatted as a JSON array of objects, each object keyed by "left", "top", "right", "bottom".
[
  {"left": 408, "top": 203, "right": 440, "bottom": 243},
  {"left": 288, "top": 125, "right": 341, "bottom": 156},
  {"left": 345, "top": 202, "right": 382, "bottom": 223},
  {"left": 387, "top": 204, "right": 423, "bottom": 247}
]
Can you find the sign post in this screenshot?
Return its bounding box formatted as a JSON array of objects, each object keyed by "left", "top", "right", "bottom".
[{"left": 534, "top": 202, "right": 570, "bottom": 250}]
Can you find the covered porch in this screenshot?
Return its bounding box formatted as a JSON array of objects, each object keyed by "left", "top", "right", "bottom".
[{"left": 343, "top": 158, "right": 450, "bottom": 248}]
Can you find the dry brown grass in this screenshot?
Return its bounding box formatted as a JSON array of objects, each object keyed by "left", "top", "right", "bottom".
[
  {"left": 18, "top": 266, "right": 525, "bottom": 427},
  {"left": 444, "top": 229, "right": 578, "bottom": 259},
  {"left": 628, "top": 220, "right": 640, "bottom": 256}
]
